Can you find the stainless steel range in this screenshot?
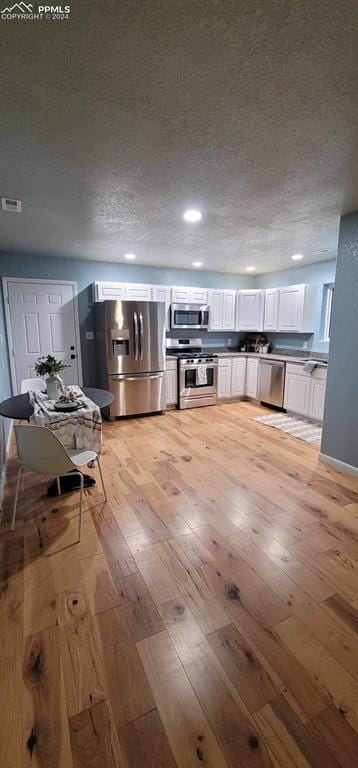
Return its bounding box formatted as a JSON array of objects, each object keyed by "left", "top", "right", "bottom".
[{"left": 166, "top": 338, "right": 218, "bottom": 409}]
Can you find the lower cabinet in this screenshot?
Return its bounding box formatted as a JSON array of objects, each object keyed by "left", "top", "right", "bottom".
[
  {"left": 165, "top": 360, "right": 178, "bottom": 406},
  {"left": 284, "top": 373, "right": 311, "bottom": 415},
  {"left": 217, "top": 359, "right": 232, "bottom": 399},
  {"left": 246, "top": 358, "right": 259, "bottom": 399},
  {"left": 308, "top": 378, "right": 326, "bottom": 421},
  {"left": 284, "top": 363, "right": 327, "bottom": 421},
  {"left": 231, "top": 358, "right": 246, "bottom": 397}
]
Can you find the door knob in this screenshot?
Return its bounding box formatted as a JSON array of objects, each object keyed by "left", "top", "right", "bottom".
[{"left": 70, "top": 345, "right": 75, "bottom": 350}]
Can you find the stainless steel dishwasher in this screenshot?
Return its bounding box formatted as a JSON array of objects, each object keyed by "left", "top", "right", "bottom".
[{"left": 258, "top": 358, "right": 286, "bottom": 408}]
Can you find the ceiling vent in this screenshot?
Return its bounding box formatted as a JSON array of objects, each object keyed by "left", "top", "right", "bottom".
[{"left": 1, "top": 197, "right": 22, "bottom": 213}]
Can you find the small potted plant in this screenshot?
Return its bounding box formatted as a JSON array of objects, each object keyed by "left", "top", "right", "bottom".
[{"left": 34, "top": 354, "right": 70, "bottom": 400}]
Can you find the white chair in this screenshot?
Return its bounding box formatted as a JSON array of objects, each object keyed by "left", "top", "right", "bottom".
[
  {"left": 12, "top": 425, "right": 107, "bottom": 540},
  {"left": 20, "top": 377, "right": 46, "bottom": 394}
]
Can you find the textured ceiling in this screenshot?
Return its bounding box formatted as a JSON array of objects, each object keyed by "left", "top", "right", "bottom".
[{"left": 1, "top": 0, "right": 357, "bottom": 273}]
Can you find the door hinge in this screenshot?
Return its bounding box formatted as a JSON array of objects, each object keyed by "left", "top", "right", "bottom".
[{"left": 11, "top": 348, "right": 15, "bottom": 357}]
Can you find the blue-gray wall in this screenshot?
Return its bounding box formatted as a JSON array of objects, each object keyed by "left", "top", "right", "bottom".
[
  {"left": 258, "top": 259, "right": 336, "bottom": 353},
  {"left": 321, "top": 213, "right": 358, "bottom": 469}
]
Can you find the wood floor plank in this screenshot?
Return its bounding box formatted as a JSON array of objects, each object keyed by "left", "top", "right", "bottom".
[
  {"left": 80, "top": 553, "right": 121, "bottom": 616},
  {"left": 69, "top": 699, "right": 126, "bottom": 768},
  {"left": 23, "top": 626, "right": 73, "bottom": 767},
  {"left": 275, "top": 615, "right": 358, "bottom": 731},
  {"left": 207, "top": 623, "right": 280, "bottom": 713},
  {"left": 323, "top": 593, "right": 358, "bottom": 637},
  {"left": 306, "top": 705, "right": 358, "bottom": 768},
  {"left": 131, "top": 542, "right": 181, "bottom": 605},
  {"left": 137, "top": 629, "right": 230, "bottom": 768},
  {"left": 254, "top": 696, "right": 337, "bottom": 768},
  {"left": 96, "top": 606, "right": 155, "bottom": 728},
  {"left": 92, "top": 504, "right": 139, "bottom": 580},
  {"left": 119, "top": 709, "right": 177, "bottom": 768},
  {"left": 117, "top": 572, "right": 165, "bottom": 642},
  {"left": 155, "top": 539, "right": 230, "bottom": 633},
  {"left": 57, "top": 586, "right": 107, "bottom": 717}
]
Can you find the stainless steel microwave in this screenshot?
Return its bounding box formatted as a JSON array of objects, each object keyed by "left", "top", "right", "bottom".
[{"left": 170, "top": 303, "right": 210, "bottom": 330}]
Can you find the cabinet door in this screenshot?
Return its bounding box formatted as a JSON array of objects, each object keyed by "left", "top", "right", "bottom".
[
  {"left": 94, "top": 282, "right": 126, "bottom": 301},
  {"left": 231, "top": 358, "right": 246, "bottom": 397},
  {"left": 308, "top": 379, "right": 326, "bottom": 421},
  {"left": 264, "top": 289, "right": 279, "bottom": 330},
  {"left": 284, "top": 373, "right": 310, "bottom": 415},
  {"left": 246, "top": 358, "right": 259, "bottom": 398},
  {"left": 208, "top": 290, "right": 223, "bottom": 330},
  {"left": 190, "top": 287, "right": 208, "bottom": 304},
  {"left": 222, "top": 291, "right": 236, "bottom": 330},
  {"left": 165, "top": 368, "right": 177, "bottom": 405},
  {"left": 153, "top": 286, "right": 171, "bottom": 329},
  {"left": 277, "top": 285, "right": 304, "bottom": 331},
  {"left": 237, "top": 290, "right": 264, "bottom": 330},
  {"left": 217, "top": 362, "right": 232, "bottom": 399},
  {"left": 125, "top": 284, "right": 153, "bottom": 301},
  {"left": 171, "top": 287, "right": 191, "bottom": 303}
]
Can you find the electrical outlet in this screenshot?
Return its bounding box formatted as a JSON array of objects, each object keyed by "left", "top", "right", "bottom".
[{"left": 85, "top": 331, "right": 94, "bottom": 340}]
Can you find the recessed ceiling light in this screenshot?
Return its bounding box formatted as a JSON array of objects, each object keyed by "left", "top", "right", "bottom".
[
  {"left": 183, "top": 209, "right": 202, "bottom": 223},
  {"left": 292, "top": 254, "right": 303, "bottom": 261},
  {"left": 192, "top": 261, "right": 203, "bottom": 268},
  {"left": 246, "top": 266, "right": 256, "bottom": 272},
  {"left": 124, "top": 253, "right": 136, "bottom": 260}
]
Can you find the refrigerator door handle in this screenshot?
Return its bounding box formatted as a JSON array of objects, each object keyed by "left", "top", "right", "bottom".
[
  {"left": 139, "top": 311, "right": 144, "bottom": 360},
  {"left": 112, "top": 373, "right": 163, "bottom": 381},
  {"left": 133, "top": 312, "right": 139, "bottom": 361}
]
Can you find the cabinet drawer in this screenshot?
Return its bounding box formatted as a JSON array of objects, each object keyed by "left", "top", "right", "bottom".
[
  {"left": 286, "top": 362, "right": 327, "bottom": 380},
  {"left": 165, "top": 358, "right": 178, "bottom": 371}
]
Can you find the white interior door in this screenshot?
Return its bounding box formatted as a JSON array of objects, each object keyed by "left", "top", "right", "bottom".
[{"left": 5, "top": 280, "right": 81, "bottom": 393}]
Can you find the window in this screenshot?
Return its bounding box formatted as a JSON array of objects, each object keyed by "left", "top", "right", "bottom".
[{"left": 323, "top": 284, "right": 334, "bottom": 341}]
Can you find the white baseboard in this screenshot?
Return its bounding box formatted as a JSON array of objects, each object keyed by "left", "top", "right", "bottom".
[
  {"left": 0, "top": 419, "right": 13, "bottom": 518},
  {"left": 319, "top": 451, "right": 358, "bottom": 477}
]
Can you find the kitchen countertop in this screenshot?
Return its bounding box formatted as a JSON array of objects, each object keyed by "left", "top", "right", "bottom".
[{"left": 166, "top": 352, "right": 328, "bottom": 367}]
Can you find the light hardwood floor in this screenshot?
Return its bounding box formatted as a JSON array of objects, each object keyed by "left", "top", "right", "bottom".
[{"left": 1, "top": 400, "right": 358, "bottom": 767}]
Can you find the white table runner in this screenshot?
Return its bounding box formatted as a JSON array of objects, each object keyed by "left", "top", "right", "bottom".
[{"left": 29, "top": 385, "right": 102, "bottom": 454}]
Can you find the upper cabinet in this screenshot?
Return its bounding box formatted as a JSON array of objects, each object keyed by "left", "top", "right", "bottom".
[
  {"left": 263, "top": 288, "right": 279, "bottom": 331},
  {"left": 92, "top": 282, "right": 127, "bottom": 302},
  {"left": 208, "top": 289, "right": 236, "bottom": 331},
  {"left": 125, "top": 284, "right": 153, "bottom": 301},
  {"left": 171, "top": 286, "right": 208, "bottom": 304},
  {"left": 236, "top": 290, "right": 264, "bottom": 331},
  {"left": 265, "top": 284, "right": 318, "bottom": 333}
]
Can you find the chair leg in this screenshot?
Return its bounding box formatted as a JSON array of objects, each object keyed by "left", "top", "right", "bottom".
[
  {"left": 77, "top": 472, "right": 84, "bottom": 542},
  {"left": 97, "top": 456, "right": 107, "bottom": 501},
  {"left": 11, "top": 465, "right": 24, "bottom": 531},
  {"left": 56, "top": 476, "right": 61, "bottom": 495}
]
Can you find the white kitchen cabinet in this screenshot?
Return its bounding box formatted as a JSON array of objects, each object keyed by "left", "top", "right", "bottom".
[
  {"left": 222, "top": 291, "right": 236, "bottom": 329},
  {"left": 217, "top": 358, "right": 232, "bottom": 399},
  {"left": 92, "top": 282, "right": 127, "bottom": 302},
  {"left": 125, "top": 284, "right": 153, "bottom": 301},
  {"left": 284, "top": 372, "right": 311, "bottom": 415},
  {"left": 277, "top": 284, "right": 317, "bottom": 332},
  {"left": 165, "top": 359, "right": 178, "bottom": 406},
  {"left": 231, "top": 357, "right": 246, "bottom": 397},
  {"left": 153, "top": 285, "right": 171, "bottom": 329},
  {"left": 308, "top": 379, "right": 326, "bottom": 421},
  {"left": 208, "top": 290, "right": 223, "bottom": 330},
  {"left": 208, "top": 289, "right": 236, "bottom": 330},
  {"left": 246, "top": 358, "right": 259, "bottom": 399},
  {"left": 236, "top": 290, "right": 264, "bottom": 331},
  {"left": 171, "top": 286, "right": 208, "bottom": 304},
  {"left": 264, "top": 289, "right": 279, "bottom": 331},
  {"left": 284, "top": 362, "right": 327, "bottom": 420}
]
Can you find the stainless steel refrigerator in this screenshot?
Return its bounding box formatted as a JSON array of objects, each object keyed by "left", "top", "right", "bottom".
[{"left": 95, "top": 300, "right": 166, "bottom": 419}]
